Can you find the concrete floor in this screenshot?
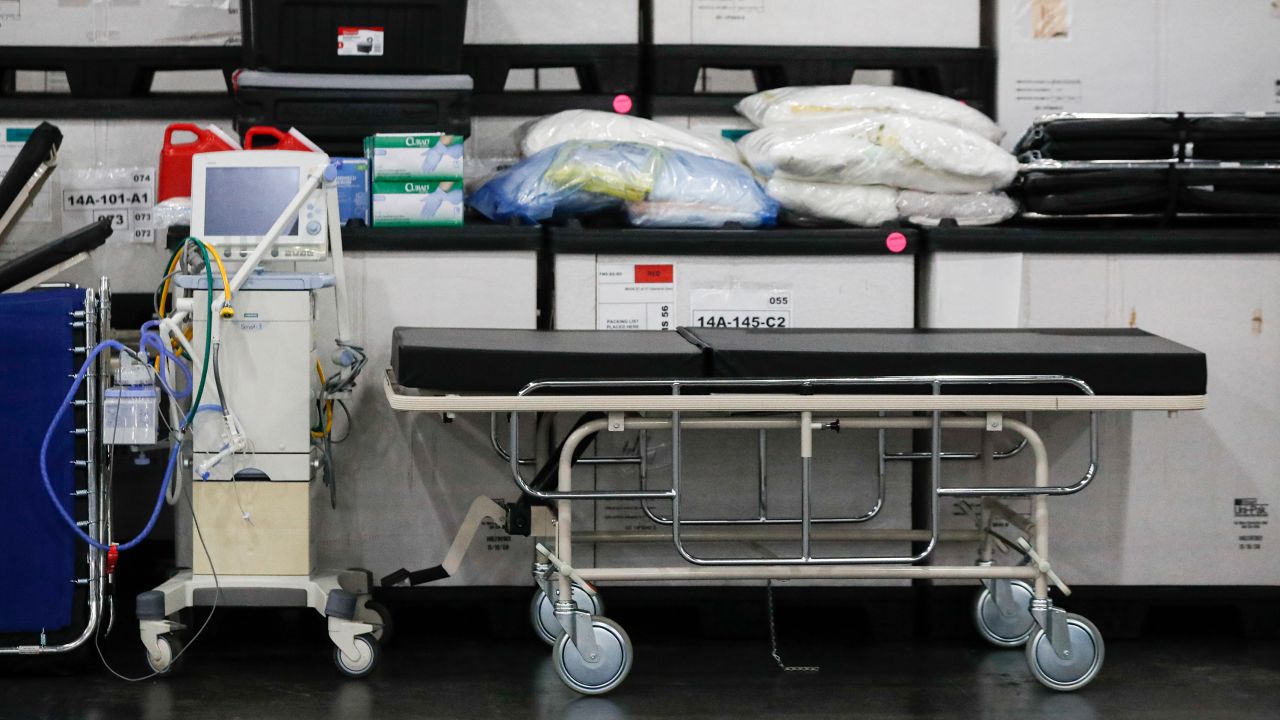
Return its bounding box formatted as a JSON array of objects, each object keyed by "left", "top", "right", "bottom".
[{"left": 0, "top": 598, "right": 1276, "bottom": 720}]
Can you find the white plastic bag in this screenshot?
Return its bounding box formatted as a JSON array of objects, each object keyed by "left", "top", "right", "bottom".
[
  {"left": 736, "top": 85, "right": 1004, "bottom": 143},
  {"left": 896, "top": 191, "right": 1019, "bottom": 226},
  {"left": 519, "top": 110, "right": 743, "bottom": 164},
  {"left": 627, "top": 201, "right": 772, "bottom": 228},
  {"left": 738, "top": 114, "right": 1018, "bottom": 193},
  {"left": 764, "top": 178, "right": 899, "bottom": 227}
]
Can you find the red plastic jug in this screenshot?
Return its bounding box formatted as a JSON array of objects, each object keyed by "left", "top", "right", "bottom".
[
  {"left": 157, "top": 123, "right": 239, "bottom": 201},
  {"left": 243, "top": 126, "right": 323, "bottom": 152}
]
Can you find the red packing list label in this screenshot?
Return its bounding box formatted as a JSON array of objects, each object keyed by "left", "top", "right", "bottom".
[
  {"left": 597, "top": 261, "right": 676, "bottom": 330},
  {"left": 338, "top": 26, "right": 384, "bottom": 56},
  {"left": 634, "top": 264, "right": 674, "bottom": 283}
]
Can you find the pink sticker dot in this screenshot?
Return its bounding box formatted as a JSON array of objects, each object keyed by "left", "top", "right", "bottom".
[
  {"left": 885, "top": 232, "right": 907, "bottom": 254},
  {"left": 612, "top": 94, "right": 634, "bottom": 114}
]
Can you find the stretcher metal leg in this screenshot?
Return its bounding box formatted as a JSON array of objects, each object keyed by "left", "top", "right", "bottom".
[
  {"left": 538, "top": 422, "right": 633, "bottom": 695},
  {"left": 476, "top": 375, "right": 1109, "bottom": 693}
]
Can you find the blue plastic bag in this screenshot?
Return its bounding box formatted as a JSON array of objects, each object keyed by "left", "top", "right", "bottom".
[{"left": 469, "top": 141, "right": 777, "bottom": 228}]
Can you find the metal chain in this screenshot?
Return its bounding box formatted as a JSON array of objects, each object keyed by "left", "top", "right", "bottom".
[{"left": 765, "top": 580, "right": 819, "bottom": 673}]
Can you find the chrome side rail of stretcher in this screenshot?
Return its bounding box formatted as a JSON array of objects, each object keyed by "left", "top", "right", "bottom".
[
  {"left": 503, "top": 375, "right": 1101, "bottom": 502},
  {"left": 495, "top": 375, "right": 1098, "bottom": 568}
]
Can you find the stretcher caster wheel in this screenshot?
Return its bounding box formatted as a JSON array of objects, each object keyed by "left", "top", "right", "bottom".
[
  {"left": 552, "top": 617, "right": 632, "bottom": 695},
  {"left": 974, "top": 581, "right": 1036, "bottom": 647},
  {"left": 145, "top": 634, "right": 184, "bottom": 676},
  {"left": 531, "top": 585, "right": 604, "bottom": 645},
  {"left": 360, "top": 599, "right": 394, "bottom": 645},
  {"left": 333, "top": 633, "right": 380, "bottom": 679},
  {"left": 1026, "top": 614, "right": 1104, "bottom": 691}
]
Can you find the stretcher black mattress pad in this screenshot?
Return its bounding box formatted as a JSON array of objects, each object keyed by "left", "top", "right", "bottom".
[
  {"left": 680, "top": 328, "right": 1205, "bottom": 397},
  {"left": 392, "top": 328, "right": 705, "bottom": 393},
  {"left": 392, "top": 327, "right": 1207, "bottom": 397}
]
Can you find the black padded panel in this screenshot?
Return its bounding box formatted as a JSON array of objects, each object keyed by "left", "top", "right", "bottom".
[
  {"left": 0, "top": 218, "right": 112, "bottom": 292},
  {"left": 0, "top": 122, "right": 60, "bottom": 220},
  {"left": 392, "top": 328, "right": 706, "bottom": 392},
  {"left": 682, "top": 328, "right": 1206, "bottom": 397}
]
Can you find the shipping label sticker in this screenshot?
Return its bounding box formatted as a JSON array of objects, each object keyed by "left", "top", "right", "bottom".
[
  {"left": 1013, "top": 78, "right": 1083, "bottom": 115},
  {"left": 596, "top": 261, "right": 675, "bottom": 331},
  {"left": 1234, "top": 497, "right": 1269, "bottom": 552},
  {"left": 481, "top": 518, "right": 513, "bottom": 554},
  {"left": 690, "top": 287, "right": 791, "bottom": 329},
  {"left": 61, "top": 167, "right": 155, "bottom": 244},
  {"left": 0, "top": 125, "right": 52, "bottom": 222},
  {"left": 338, "top": 26, "right": 384, "bottom": 56}
]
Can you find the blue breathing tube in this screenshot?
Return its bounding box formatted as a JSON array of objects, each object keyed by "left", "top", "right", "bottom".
[{"left": 39, "top": 340, "right": 182, "bottom": 552}]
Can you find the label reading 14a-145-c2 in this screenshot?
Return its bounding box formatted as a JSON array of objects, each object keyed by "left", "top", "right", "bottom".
[{"left": 690, "top": 287, "right": 791, "bottom": 329}]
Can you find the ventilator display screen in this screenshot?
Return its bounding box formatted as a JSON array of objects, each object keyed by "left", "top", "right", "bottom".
[{"left": 203, "top": 167, "right": 300, "bottom": 237}]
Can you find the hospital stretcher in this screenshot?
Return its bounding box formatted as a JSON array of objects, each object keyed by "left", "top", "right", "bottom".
[{"left": 382, "top": 327, "right": 1207, "bottom": 694}]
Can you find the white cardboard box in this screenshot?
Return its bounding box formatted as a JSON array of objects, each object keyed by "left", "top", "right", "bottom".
[
  {"left": 0, "top": 118, "right": 229, "bottom": 290},
  {"left": 464, "top": 0, "right": 638, "bottom": 44},
  {"left": 554, "top": 251, "right": 917, "bottom": 583},
  {"left": 0, "top": 0, "right": 240, "bottom": 46},
  {"left": 652, "top": 0, "right": 980, "bottom": 47},
  {"left": 309, "top": 250, "right": 540, "bottom": 585},
  {"left": 996, "top": 0, "right": 1280, "bottom": 145},
  {"left": 923, "top": 250, "right": 1280, "bottom": 585}
]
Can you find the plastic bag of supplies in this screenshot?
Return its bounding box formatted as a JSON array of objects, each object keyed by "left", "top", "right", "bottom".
[
  {"left": 519, "top": 110, "right": 742, "bottom": 164},
  {"left": 738, "top": 114, "right": 1018, "bottom": 194},
  {"left": 736, "top": 84, "right": 1004, "bottom": 143},
  {"left": 469, "top": 140, "right": 778, "bottom": 227}
]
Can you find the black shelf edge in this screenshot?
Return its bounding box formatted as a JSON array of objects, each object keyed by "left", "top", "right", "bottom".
[
  {"left": 471, "top": 92, "right": 631, "bottom": 117},
  {"left": 547, "top": 225, "right": 918, "bottom": 256},
  {"left": 343, "top": 225, "right": 543, "bottom": 252},
  {"left": 922, "top": 224, "right": 1280, "bottom": 254},
  {"left": 647, "top": 44, "right": 994, "bottom": 117},
  {"left": 0, "top": 93, "right": 233, "bottom": 120},
  {"left": 462, "top": 43, "right": 640, "bottom": 94},
  {"left": 166, "top": 223, "right": 541, "bottom": 253},
  {"left": 648, "top": 94, "right": 741, "bottom": 117}
]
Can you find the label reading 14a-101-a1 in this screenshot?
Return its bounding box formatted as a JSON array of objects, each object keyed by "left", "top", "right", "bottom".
[{"left": 61, "top": 167, "right": 155, "bottom": 244}]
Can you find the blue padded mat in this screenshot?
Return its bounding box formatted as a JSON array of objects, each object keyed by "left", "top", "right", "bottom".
[{"left": 0, "top": 288, "right": 81, "bottom": 633}]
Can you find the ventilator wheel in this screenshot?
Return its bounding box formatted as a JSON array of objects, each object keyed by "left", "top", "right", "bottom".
[
  {"left": 360, "top": 599, "right": 394, "bottom": 645},
  {"left": 974, "top": 581, "right": 1036, "bottom": 648},
  {"left": 145, "top": 633, "right": 185, "bottom": 676},
  {"left": 552, "top": 617, "right": 632, "bottom": 695},
  {"left": 333, "top": 633, "right": 380, "bottom": 679},
  {"left": 531, "top": 584, "right": 604, "bottom": 646},
  {"left": 1026, "top": 614, "right": 1105, "bottom": 691}
]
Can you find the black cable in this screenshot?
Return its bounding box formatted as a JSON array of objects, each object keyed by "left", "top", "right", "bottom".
[
  {"left": 331, "top": 400, "right": 353, "bottom": 443},
  {"left": 94, "top": 437, "right": 221, "bottom": 682}
]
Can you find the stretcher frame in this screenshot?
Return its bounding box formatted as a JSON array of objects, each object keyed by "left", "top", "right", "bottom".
[{"left": 384, "top": 370, "right": 1206, "bottom": 692}]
